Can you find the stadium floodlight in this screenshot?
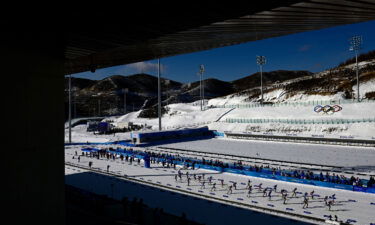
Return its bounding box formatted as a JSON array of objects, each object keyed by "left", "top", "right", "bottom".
[
  {"left": 349, "top": 35, "right": 362, "bottom": 102},
  {"left": 158, "top": 59, "right": 162, "bottom": 131},
  {"left": 198, "top": 64, "right": 205, "bottom": 111},
  {"left": 256, "top": 56, "right": 266, "bottom": 105},
  {"left": 68, "top": 74, "right": 72, "bottom": 143}
]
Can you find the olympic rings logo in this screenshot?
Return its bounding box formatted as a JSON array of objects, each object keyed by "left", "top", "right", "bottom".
[{"left": 314, "top": 105, "right": 342, "bottom": 114}]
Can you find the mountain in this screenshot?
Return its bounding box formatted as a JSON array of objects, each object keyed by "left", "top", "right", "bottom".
[
  {"left": 232, "top": 70, "right": 313, "bottom": 92},
  {"left": 65, "top": 77, "right": 96, "bottom": 90},
  {"left": 65, "top": 74, "right": 183, "bottom": 118},
  {"left": 64, "top": 50, "right": 375, "bottom": 118}
]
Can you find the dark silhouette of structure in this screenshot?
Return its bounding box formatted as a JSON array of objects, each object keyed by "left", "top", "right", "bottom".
[{"left": 3, "top": 2, "right": 375, "bottom": 225}]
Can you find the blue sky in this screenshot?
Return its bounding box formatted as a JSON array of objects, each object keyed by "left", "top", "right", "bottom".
[{"left": 73, "top": 20, "right": 375, "bottom": 83}]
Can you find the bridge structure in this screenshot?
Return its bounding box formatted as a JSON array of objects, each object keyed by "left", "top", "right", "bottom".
[{"left": 3, "top": 1, "right": 375, "bottom": 224}]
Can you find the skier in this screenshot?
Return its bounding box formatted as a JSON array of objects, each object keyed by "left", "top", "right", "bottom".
[
  {"left": 220, "top": 179, "right": 224, "bottom": 188},
  {"left": 233, "top": 182, "right": 237, "bottom": 190},
  {"left": 246, "top": 179, "right": 251, "bottom": 189},
  {"left": 263, "top": 188, "right": 268, "bottom": 197},
  {"left": 310, "top": 190, "right": 315, "bottom": 199},
  {"left": 78, "top": 156, "right": 80, "bottom": 162},
  {"left": 201, "top": 181, "right": 205, "bottom": 189},
  {"left": 246, "top": 185, "right": 253, "bottom": 198},
  {"left": 327, "top": 200, "right": 334, "bottom": 211},
  {"left": 211, "top": 183, "right": 216, "bottom": 192},
  {"left": 107, "top": 165, "right": 110, "bottom": 172},
  {"left": 303, "top": 195, "right": 309, "bottom": 209},
  {"left": 282, "top": 191, "right": 288, "bottom": 204},
  {"left": 257, "top": 183, "right": 263, "bottom": 192},
  {"left": 291, "top": 187, "right": 297, "bottom": 197},
  {"left": 268, "top": 188, "right": 273, "bottom": 200},
  {"left": 187, "top": 177, "right": 191, "bottom": 186},
  {"left": 324, "top": 196, "right": 328, "bottom": 206},
  {"left": 273, "top": 184, "right": 277, "bottom": 192},
  {"left": 227, "top": 185, "right": 233, "bottom": 194},
  {"left": 89, "top": 161, "right": 92, "bottom": 168},
  {"left": 331, "top": 194, "right": 336, "bottom": 204}
]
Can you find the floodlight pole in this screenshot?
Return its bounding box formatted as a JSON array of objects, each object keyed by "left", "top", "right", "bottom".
[
  {"left": 98, "top": 99, "right": 101, "bottom": 116},
  {"left": 123, "top": 88, "right": 128, "bottom": 114},
  {"left": 256, "top": 56, "right": 266, "bottom": 105},
  {"left": 260, "top": 64, "right": 263, "bottom": 105},
  {"left": 202, "top": 73, "right": 205, "bottom": 110},
  {"left": 158, "top": 59, "right": 162, "bottom": 131},
  {"left": 68, "top": 74, "right": 72, "bottom": 144},
  {"left": 349, "top": 35, "right": 362, "bottom": 102},
  {"left": 199, "top": 72, "right": 202, "bottom": 111},
  {"left": 199, "top": 65, "right": 205, "bottom": 111},
  {"left": 355, "top": 51, "right": 359, "bottom": 102}
]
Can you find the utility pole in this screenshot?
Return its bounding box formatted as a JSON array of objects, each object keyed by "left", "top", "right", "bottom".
[
  {"left": 123, "top": 88, "right": 128, "bottom": 114},
  {"left": 98, "top": 99, "right": 101, "bottom": 116},
  {"left": 68, "top": 74, "right": 72, "bottom": 143},
  {"left": 256, "top": 56, "right": 266, "bottom": 105},
  {"left": 199, "top": 64, "right": 205, "bottom": 111},
  {"left": 158, "top": 59, "right": 162, "bottom": 131},
  {"left": 349, "top": 35, "right": 362, "bottom": 102}
]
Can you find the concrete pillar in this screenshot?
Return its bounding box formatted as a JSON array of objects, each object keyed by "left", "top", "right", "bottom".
[{"left": 3, "top": 31, "right": 65, "bottom": 225}]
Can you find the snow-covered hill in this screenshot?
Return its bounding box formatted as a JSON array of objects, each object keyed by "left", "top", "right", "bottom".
[{"left": 65, "top": 59, "right": 375, "bottom": 143}]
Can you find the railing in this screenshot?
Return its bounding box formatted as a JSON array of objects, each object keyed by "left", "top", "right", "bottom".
[
  {"left": 158, "top": 121, "right": 212, "bottom": 130},
  {"left": 224, "top": 132, "right": 375, "bottom": 147},
  {"left": 225, "top": 117, "right": 375, "bottom": 124},
  {"left": 210, "top": 99, "right": 375, "bottom": 109}
]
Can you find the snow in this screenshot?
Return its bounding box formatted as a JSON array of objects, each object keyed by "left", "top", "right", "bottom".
[
  {"left": 219, "top": 103, "right": 375, "bottom": 120},
  {"left": 208, "top": 95, "right": 249, "bottom": 106},
  {"left": 65, "top": 99, "right": 375, "bottom": 142},
  {"left": 65, "top": 145, "right": 375, "bottom": 225},
  {"left": 344, "top": 59, "right": 375, "bottom": 70},
  {"left": 157, "top": 138, "right": 375, "bottom": 168},
  {"left": 209, "top": 122, "right": 375, "bottom": 140},
  {"left": 352, "top": 77, "right": 375, "bottom": 99},
  {"left": 111, "top": 103, "right": 231, "bottom": 129}
]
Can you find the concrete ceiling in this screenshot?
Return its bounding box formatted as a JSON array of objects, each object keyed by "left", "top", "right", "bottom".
[{"left": 64, "top": 0, "right": 375, "bottom": 75}]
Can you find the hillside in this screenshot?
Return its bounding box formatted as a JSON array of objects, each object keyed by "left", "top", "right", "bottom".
[
  {"left": 65, "top": 50, "right": 375, "bottom": 119},
  {"left": 232, "top": 70, "right": 312, "bottom": 92},
  {"left": 65, "top": 70, "right": 314, "bottom": 118}
]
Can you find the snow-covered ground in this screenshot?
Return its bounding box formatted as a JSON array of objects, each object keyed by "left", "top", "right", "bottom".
[
  {"left": 65, "top": 145, "right": 375, "bottom": 225},
  {"left": 110, "top": 102, "right": 231, "bottom": 129},
  {"left": 157, "top": 138, "right": 375, "bottom": 168},
  {"left": 65, "top": 100, "right": 375, "bottom": 142}
]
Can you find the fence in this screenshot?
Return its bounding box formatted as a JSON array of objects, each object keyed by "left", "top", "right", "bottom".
[
  {"left": 225, "top": 132, "right": 375, "bottom": 147},
  {"left": 104, "top": 148, "right": 375, "bottom": 194},
  {"left": 225, "top": 117, "right": 375, "bottom": 125},
  {"left": 210, "top": 99, "right": 375, "bottom": 109},
  {"left": 161, "top": 121, "right": 212, "bottom": 130}
]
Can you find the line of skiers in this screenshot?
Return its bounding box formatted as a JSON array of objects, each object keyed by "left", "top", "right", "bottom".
[{"left": 74, "top": 148, "right": 340, "bottom": 211}]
